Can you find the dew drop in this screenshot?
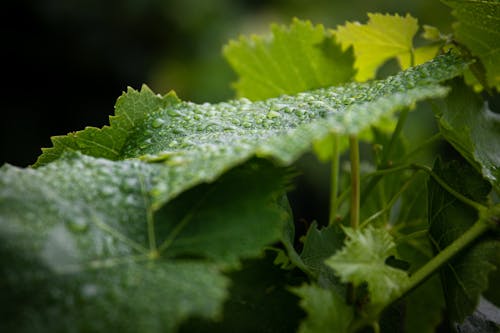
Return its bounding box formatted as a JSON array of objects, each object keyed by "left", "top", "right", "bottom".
[
  {"left": 152, "top": 118, "right": 165, "bottom": 128},
  {"left": 167, "top": 109, "right": 181, "bottom": 117},
  {"left": 81, "top": 284, "right": 99, "bottom": 299},
  {"left": 267, "top": 110, "right": 281, "bottom": 119},
  {"left": 66, "top": 217, "right": 89, "bottom": 233}
]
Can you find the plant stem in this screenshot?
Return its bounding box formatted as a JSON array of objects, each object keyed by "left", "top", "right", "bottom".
[
  {"left": 393, "top": 218, "right": 490, "bottom": 302},
  {"left": 360, "top": 172, "right": 418, "bottom": 228},
  {"left": 360, "top": 105, "right": 410, "bottom": 207},
  {"left": 401, "top": 132, "right": 442, "bottom": 162},
  {"left": 329, "top": 134, "right": 340, "bottom": 226},
  {"left": 349, "top": 135, "right": 360, "bottom": 229},
  {"left": 411, "top": 164, "right": 487, "bottom": 212}
]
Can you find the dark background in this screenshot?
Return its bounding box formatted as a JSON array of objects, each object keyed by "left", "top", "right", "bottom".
[{"left": 1, "top": 0, "right": 455, "bottom": 167}]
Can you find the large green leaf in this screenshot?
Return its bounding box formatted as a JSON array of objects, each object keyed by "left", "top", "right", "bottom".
[
  {"left": 441, "top": 0, "right": 500, "bottom": 90},
  {"left": 223, "top": 18, "right": 355, "bottom": 100},
  {"left": 435, "top": 79, "right": 500, "bottom": 193},
  {"left": 36, "top": 54, "right": 467, "bottom": 207},
  {"left": 428, "top": 157, "right": 499, "bottom": 323},
  {"left": 0, "top": 153, "right": 289, "bottom": 332}
]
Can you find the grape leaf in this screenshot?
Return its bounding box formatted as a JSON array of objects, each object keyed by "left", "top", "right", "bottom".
[
  {"left": 428, "top": 157, "right": 500, "bottom": 323},
  {"left": 35, "top": 54, "right": 468, "bottom": 208},
  {"left": 0, "top": 153, "right": 289, "bottom": 332},
  {"left": 325, "top": 226, "right": 410, "bottom": 305},
  {"left": 292, "top": 283, "right": 353, "bottom": 333},
  {"left": 441, "top": 0, "right": 500, "bottom": 90},
  {"left": 282, "top": 221, "right": 345, "bottom": 289},
  {"left": 334, "top": 13, "right": 419, "bottom": 81},
  {"left": 299, "top": 222, "right": 345, "bottom": 288},
  {"left": 435, "top": 79, "right": 500, "bottom": 193},
  {"left": 223, "top": 18, "right": 355, "bottom": 100}
]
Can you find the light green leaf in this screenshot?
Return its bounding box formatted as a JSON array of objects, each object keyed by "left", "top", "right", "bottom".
[
  {"left": 442, "top": 0, "right": 500, "bottom": 90},
  {"left": 0, "top": 153, "right": 289, "bottom": 332},
  {"left": 398, "top": 44, "right": 440, "bottom": 70},
  {"left": 435, "top": 79, "right": 500, "bottom": 192},
  {"left": 292, "top": 284, "right": 353, "bottom": 333},
  {"left": 428, "top": 158, "right": 499, "bottom": 323},
  {"left": 334, "top": 13, "right": 419, "bottom": 81},
  {"left": 223, "top": 18, "right": 355, "bottom": 100},
  {"left": 325, "top": 226, "right": 410, "bottom": 305},
  {"left": 36, "top": 54, "right": 468, "bottom": 208}
]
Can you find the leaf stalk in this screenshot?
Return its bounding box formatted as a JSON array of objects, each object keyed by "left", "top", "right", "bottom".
[{"left": 349, "top": 136, "right": 360, "bottom": 229}]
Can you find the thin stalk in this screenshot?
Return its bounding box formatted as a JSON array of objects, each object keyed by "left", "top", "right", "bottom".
[
  {"left": 336, "top": 164, "right": 412, "bottom": 219},
  {"left": 412, "top": 164, "right": 488, "bottom": 212},
  {"left": 329, "top": 133, "right": 340, "bottom": 225},
  {"left": 401, "top": 132, "right": 442, "bottom": 162},
  {"left": 349, "top": 136, "right": 360, "bottom": 229},
  {"left": 360, "top": 172, "right": 418, "bottom": 228},
  {"left": 391, "top": 218, "right": 490, "bottom": 303}
]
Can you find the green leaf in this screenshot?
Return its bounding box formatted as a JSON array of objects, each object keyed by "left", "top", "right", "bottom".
[
  {"left": 0, "top": 153, "right": 289, "bottom": 332},
  {"left": 401, "top": 275, "right": 446, "bottom": 333},
  {"left": 223, "top": 18, "right": 355, "bottom": 100},
  {"left": 35, "top": 89, "right": 181, "bottom": 166},
  {"left": 441, "top": 0, "right": 500, "bottom": 90},
  {"left": 36, "top": 54, "right": 468, "bottom": 208},
  {"left": 179, "top": 254, "right": 304, "bottom": 333},
  {"left": 334, "top": 13, "right": 419, "bottom": 81},
  {"left": 283, "top": 221, "right": 346, "bottom": 289},
  {"left": 435, "top": 79, "right": 500, "bottom": 193},
  {"left": 325, "top": 226, "right": 410, "bottom": 305},
  {"left": 292, "top": 283, "right": 353, "bottom": 333},
  {"left": 428, "top": 157, "right": 499, "bottom": 323}
]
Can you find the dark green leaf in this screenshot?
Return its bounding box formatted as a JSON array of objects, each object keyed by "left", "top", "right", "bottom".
[
  {"left": 299, "top": 222, "right": 345, "bottom": 289},
  {"left": 0, "top": 153, "right": 289, "bottom": 332},
  {"left": 179, "top": 254, "right": 305, "bottom": 333},
  {"left": 428, "top": 157, "right": 499, "bottom": 323},
  {"left": 441, "top": 0, "right": 500, "bottom": 90},
  {"left": 435, "top": 79, "right": 500, "bottom": 192}
]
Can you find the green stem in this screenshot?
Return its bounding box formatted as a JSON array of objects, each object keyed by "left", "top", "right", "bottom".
[
  {"left": 392, "top": 218, "right": 490, "bottom": 302},
  {"left": 350, "top": 136, "right": 360, "bottom": 229},
  {"left": 329, "top": 134, "right": 340, "bottom": 226},
  {"left": 360, "top": 172, "right": 418, "bottom": 228},
  {"left": 411, "top": 164, "right": 487, "bottom": 212},
  {"left": 401, "top": 132, "right": 442, "bottom": 162}
]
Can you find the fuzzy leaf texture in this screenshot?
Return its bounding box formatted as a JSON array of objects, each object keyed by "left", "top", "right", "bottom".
[
  {"left": 36, "top": 54, "right": 467, "bottom": 208},
  {"left": 334, "top": 13, "right": 433, "bottom": 81},
  {"left": 428, "top": 158, "right": 499, "bottom": 324},
  {"left": 325, "top": 227, "right": 409, "bottom": 305},
  {"left": 442, "top": 0, "right": 500, "bottom": 90},
  {"left": 223, "top": 18, "right": 356, "bottom": 100},
  {"left": 0, "top": 153, "right": 290, "bottom": 332}
]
